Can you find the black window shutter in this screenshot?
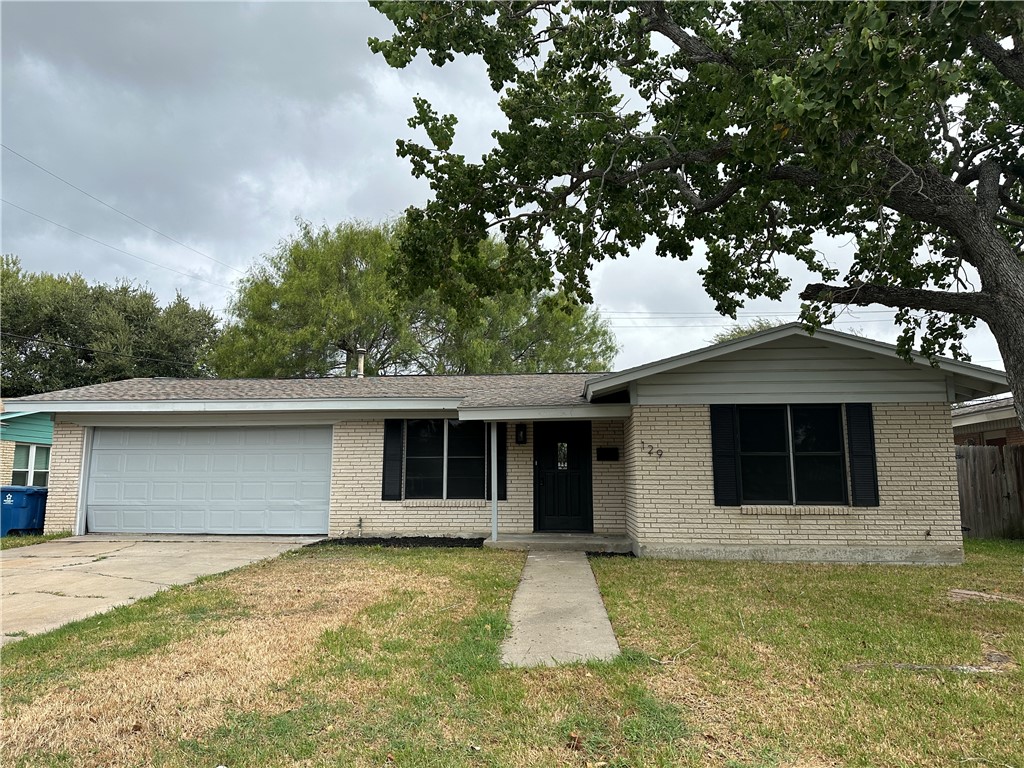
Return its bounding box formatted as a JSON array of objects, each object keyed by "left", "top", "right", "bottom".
[
  {"left": 381, "top": 420, "right": 404, "bottom": 501},
  {"left": 485, "top": 422, "right": 508, "bottom": 501},
  {"left": 710, "top": 405, "right": 740, "bottom": 506},
  {"left": 845, "top": 403, "right": 879, "bottom": 507}
]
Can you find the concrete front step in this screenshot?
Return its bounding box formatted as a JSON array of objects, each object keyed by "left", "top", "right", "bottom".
[{"left": 484, "top": 533, "right": 634, "bottom": 554}]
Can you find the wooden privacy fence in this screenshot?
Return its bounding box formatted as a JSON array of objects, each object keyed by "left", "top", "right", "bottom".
[{"left": 955, "top": 445, "right": 1024, "bottom": 539}]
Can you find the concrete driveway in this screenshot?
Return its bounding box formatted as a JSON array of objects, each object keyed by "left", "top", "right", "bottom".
[{"left": 0, "top": 535, "right": 321, "bottom": 644}]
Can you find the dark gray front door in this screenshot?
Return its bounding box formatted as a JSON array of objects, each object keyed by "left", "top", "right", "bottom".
[{"left": 533, "top": 421, "right": 593, "bottom": 532}]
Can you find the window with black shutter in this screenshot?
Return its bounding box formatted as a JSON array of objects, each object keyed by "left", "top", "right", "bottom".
[
  {"left": 382, "top": 419, "right": 495, "bottom": 501},
  {"left": 712, "top": 404, "right": 875, "bottom": 506}
]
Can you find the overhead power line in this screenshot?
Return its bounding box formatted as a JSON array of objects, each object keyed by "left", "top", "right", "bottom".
[
  {"left": 2, "top": 331, "right": 196, "bottom": 368},
  {"left": 1, "top": 198, "right": 233, "bottom": 290},
  {"left": 598, "top": 309, "right": 895, "bottom": 318},
  {"left": 2, "top": 143, "right": 244, "bottom": 274}
]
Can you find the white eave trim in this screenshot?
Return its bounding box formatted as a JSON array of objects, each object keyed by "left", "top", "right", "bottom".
[
  {"left": 951, "top": 406, "right": 1018, "bottom": 427},
  {"left": 457, "top": 404, "right": 631, "bottom": 421},
  {"left": 11, "top": 397, "right": 466, "bottom": 414},
  {"left": 584, "top": 324, "right": 1009, "bottom": 399}
]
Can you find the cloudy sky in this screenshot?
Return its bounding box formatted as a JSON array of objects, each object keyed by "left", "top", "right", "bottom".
[{"left": 1, "top": 1, "right": 1004, "bottom": 372}]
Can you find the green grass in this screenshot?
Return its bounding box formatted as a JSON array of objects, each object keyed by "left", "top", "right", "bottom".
[
  {"left": 2, "top": 540, "right": 1022, "bottom": 768},
  {"left": 0, "top": 531, "right": 71, "bottom": 550}
]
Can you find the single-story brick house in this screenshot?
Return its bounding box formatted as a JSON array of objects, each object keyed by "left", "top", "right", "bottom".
[
  {"left": 951, "top": 395, "right": 1022, "bottom": 447},
  {"left": 2, "top": 325, "right": 1009, "bottom": 564}
]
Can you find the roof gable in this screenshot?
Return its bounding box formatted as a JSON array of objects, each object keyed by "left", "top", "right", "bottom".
[{"left": 585, "top": 324, "right": 1008, "bottom": 404}]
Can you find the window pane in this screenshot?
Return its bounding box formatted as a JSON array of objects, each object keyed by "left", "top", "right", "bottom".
[
  {"left": 33, "top": 446, "right": 51, "bottom": 470},
  {"left": 447, "top": 457, "right": 485, "bottom": 499},
  {"left": 11, "top": 470, "right": 29, "bottom": 486},
  {"left": 791, "top": 406, "right": 843, "bottom": 453},
  {"left": 405, "top": 457, "right": 443, "bottom": 499},
  {"left": 557, "top": 443, "right": 568, "bottom": 471},
  {"left": 794, "top": 456, "right": 846, "bottom": 503},
  {"left": 738, "top": 407, "right": 788, "bottom": 452},
  {"left": 740, "top": 456, "right": 790, "bottom": 502},
  {"left": 447, "top": 420, "right": 485, "bottom": 458},
  {"left": 406, "top": 419, "right": 443, "bottom": 458},
  {"left": 13, "top": 444, "right": 29, "bottom": 469},
  {"left": 31, "top": 471, "right": 49, "bottom": 488}
]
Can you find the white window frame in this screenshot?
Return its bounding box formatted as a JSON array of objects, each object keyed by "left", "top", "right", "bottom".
[{"left": 12, "top": 443, "right": 50, "bottom": 487}]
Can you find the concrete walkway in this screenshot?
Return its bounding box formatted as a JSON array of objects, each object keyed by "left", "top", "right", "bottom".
[
  {"left": 500, "top": 550, "right": 620, "bottom": 667},
  {"left": 0, "top": 535, "right": 319, "bottom": 644}
]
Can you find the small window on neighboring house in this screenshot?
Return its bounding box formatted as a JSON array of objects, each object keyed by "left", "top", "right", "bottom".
[{"left": 12, "top": 444, "right": 50, "bottom": 487}]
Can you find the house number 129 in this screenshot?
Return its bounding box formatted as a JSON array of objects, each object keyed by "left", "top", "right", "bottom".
[{"left": 639, "top": 440, "right": 663, "bottom": 458}]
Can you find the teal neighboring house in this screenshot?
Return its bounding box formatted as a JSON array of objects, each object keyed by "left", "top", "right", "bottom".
[{"left": 0, "top": 405, "right": 54, "bottom": 487}]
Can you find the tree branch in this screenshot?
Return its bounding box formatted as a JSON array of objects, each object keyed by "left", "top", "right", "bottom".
[
  {"left": 800, "top": 282, "right": 996, "bottom": 321},
  {"left": 637, "top": 2, "right": 734, "bottom": 67},
  {"left": 976, "top": 159, "right": 1002, "bottom": 221},
  {"left": 971, "top": 35, "right": 1024, "bottom": 90}
]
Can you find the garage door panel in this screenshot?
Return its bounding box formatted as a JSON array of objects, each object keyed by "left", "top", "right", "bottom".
[
  {"left": 90, "top": 481, "right": 121, "bottom": 501},
  {"left": 241, "top": 482, "right": 267, "bottom": 500},
  {"left": 181, "top": 482, "right": 207, "bottom": 501},
  {"left": 212, "top": 454, "right": 239, "bottom": 472},
  {"left": 271, "top": 453, "right": 300, "bottom": 472},
  {"left": 299, "top": 481, "right": 329, "bottom": 500},
  {"left": 93, "top": 453, "right": 124, "bottom": 472},
  {"left": 183, "top": 454, "right": 209, "bottom": 472},
  {"left": 242, "top": 454, "right": 269, "bottom": 473},
  {"left": 86, "top": 426, "right": 331, "bottom": 534},
  {"left": 153, "top": 454, "right": 181, "bottom": 473},
  {"left": 152, "top": 482, "right": 179, "bottom": 501},
  {"left": 303, "top": 453, "right": 330, "bottom": 472}
]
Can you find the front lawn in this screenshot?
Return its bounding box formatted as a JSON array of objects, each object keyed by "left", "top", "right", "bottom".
[
  {"left": 1, "top": 540, "right": 1021, "bottom": 767},
  {"left": 0, "top": 531, "right": 71, "bottom": 550}
]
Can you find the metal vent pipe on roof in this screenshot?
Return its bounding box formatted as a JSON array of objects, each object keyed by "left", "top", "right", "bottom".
[{"left": 356, "top": 347, "right": 366, "bottom": 379}]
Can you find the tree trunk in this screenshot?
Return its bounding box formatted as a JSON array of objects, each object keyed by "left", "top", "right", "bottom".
[{"left": 983, "top": 293, "right": 1024, "bottom": 430}]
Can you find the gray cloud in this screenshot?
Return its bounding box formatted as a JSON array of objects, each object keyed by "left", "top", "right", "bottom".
[{"left": 1, "top": 1, "right": 1003, "bottom": 371}]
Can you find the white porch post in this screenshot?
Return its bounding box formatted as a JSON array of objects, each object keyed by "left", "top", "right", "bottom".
[{"left": 490, "top": 421, "right": 499, "bottom": 542}]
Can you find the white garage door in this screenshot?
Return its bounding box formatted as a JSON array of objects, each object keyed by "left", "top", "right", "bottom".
[{"left": 86, "top": 426, "right": 332, "bottom": 534}]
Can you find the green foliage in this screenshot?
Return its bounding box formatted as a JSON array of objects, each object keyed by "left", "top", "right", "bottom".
[
  {"left": 0, "top": 255, "right": 219, "bottom": 397},
  {"left": 210, "top": 220, "right": 617, "bottom": 377},
  {"left": 709, "top": 318, "right": 786, "bottom": 345},
  {"left": 370, "top": 1, "right": 1024, "bottom": 414}
]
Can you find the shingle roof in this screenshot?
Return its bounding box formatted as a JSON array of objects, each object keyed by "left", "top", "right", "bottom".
[
  {"left": 6, "top": 373, "right": 606, "bottom": 409},
  {"left": 951, "top": 394, "right": 1015, "bottom": 417}
]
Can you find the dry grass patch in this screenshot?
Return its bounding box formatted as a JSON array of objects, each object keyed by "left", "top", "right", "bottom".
[{"left": 1, "top": 553, "right": 451, "bottom": 767}]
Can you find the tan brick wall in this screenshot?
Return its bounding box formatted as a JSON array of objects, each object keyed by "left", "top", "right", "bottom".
[
  {"left": 42, "top": 421, "right": 86, "bottom": 534},
  {"left": 0, "top": 440, "right": 15, "bottom": 485},
  {"left": 592, "top": 419, "right": 626, "bottom": 534},
  {"left": 328, "top": 418, "right": 627, "bottom": 537},
  {"left": 625, "top": 403, "right": 963, "bottom": 564},
  {"left": 329, "top": 419, "right": 535, "bottom": 538}
]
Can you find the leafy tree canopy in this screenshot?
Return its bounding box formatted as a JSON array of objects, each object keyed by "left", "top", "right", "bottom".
[
  {"left": 370, "top": 0, "right": 1024, "bottom": 423},
  {"left": 1, "top": 255, "right": 219, "bottom": 397},
  {"left": 209, "top": 220, "right": 617, "bottom": 377},
  {"left": 710, "top": 318, "right": 787, "bottom": 345}
]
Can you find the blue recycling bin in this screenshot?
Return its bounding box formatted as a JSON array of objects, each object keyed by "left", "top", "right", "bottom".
[{"left": 1, "top": 486, "right": 48, "bottom": 537}]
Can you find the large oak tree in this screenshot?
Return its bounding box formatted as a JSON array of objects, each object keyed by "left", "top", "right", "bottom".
[
  {"left": 370, "top": 1, "right": 1024, "bottom": 423},
  {"left": 210, "top": 220, "right": 617, "bottom": 377}
]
